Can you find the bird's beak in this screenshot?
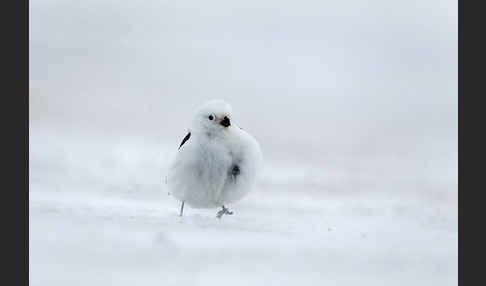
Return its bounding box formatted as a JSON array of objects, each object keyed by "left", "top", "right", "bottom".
[{"left": 220, "top": 116, "right": 231, "bottom": 127}]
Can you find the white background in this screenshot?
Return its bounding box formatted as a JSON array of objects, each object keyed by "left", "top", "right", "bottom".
[{"left": 30, "top": 0, "right": 457, "bottom": 285}]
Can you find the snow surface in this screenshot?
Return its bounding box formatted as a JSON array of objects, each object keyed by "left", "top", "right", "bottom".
[
  {"left": 29, "top": 128, "right": 457, "bottom": 286},
  {"left": 30, "top": 0, "right": 457, "bottom": 285}
]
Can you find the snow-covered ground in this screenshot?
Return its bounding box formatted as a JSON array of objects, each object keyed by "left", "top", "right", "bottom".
[
  {"left": 30, "top": 0, "right": 457, "bottom": 285},
  {"left": 29, "top": 127, "right": 457, "bottom": 286}
]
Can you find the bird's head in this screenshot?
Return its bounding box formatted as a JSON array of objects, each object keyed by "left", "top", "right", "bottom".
[{"left": 192, "top": 100, "right": 233, "bottom": 135}]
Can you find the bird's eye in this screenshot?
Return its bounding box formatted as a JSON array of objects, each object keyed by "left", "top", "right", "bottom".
[{"left": 208, "top": 115, "right": 214, "bottom": 121}]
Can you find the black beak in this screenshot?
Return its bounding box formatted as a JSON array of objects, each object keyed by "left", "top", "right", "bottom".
[{"left": 220, "top": 116, "right": 231, "bottom": 127}]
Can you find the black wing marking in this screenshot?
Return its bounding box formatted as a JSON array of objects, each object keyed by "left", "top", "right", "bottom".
[
  {"left": 231, "top": 164, "right": 240, "bottom": 177},
  {"left": 228, "top": 164, "right": 241, "bottom": 183},
  {"left": 178, "top": 132, "right": 191, "bottom": 150}
]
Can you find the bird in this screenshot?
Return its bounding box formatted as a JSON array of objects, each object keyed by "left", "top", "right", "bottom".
[{"left": 166, "top": 100, "right": 263, "bottom": 218}]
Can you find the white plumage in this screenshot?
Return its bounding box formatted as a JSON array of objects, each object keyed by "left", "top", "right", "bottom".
[{"left": 167, "top": 100, "right": 263, "bottom": 217}]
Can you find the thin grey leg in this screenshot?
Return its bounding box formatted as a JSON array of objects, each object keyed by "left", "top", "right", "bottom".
[
  {"left": 216, "top": 205, "right": 234, "bottom": 219},
  {"left": 179, "top": 201, "right": 185, "bottom": 217}
]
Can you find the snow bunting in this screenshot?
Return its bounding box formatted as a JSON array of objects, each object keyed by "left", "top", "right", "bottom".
[{"left": 167, "top": 100, "right": 263, "bottom": 218}]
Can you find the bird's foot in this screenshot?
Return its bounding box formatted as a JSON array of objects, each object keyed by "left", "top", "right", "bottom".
[{"left": 216, "top": 205, "right": 234, "bottom": 219}]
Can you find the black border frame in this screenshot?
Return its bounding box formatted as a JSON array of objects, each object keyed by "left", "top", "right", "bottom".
[
  {"left": 3, "top": 0, "right": 465, "bottom": 284},
  {"left": 1, "top": 0, "right": 29, "bottom": 284}
]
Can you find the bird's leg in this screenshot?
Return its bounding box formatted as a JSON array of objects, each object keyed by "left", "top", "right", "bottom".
[
  {"left": 179, "top": 201, "right": 185, "bottom": 217},
  {"left": 216, "top": 205, "right": 234, "bottom": 219},
  {"left": 224, "top": 205, "right": 234, "bottom": 215}
]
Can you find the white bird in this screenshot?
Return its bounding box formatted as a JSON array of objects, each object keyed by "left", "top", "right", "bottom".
[{"left": 166, "top": 100, "right": 263, "bottom": 218}]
